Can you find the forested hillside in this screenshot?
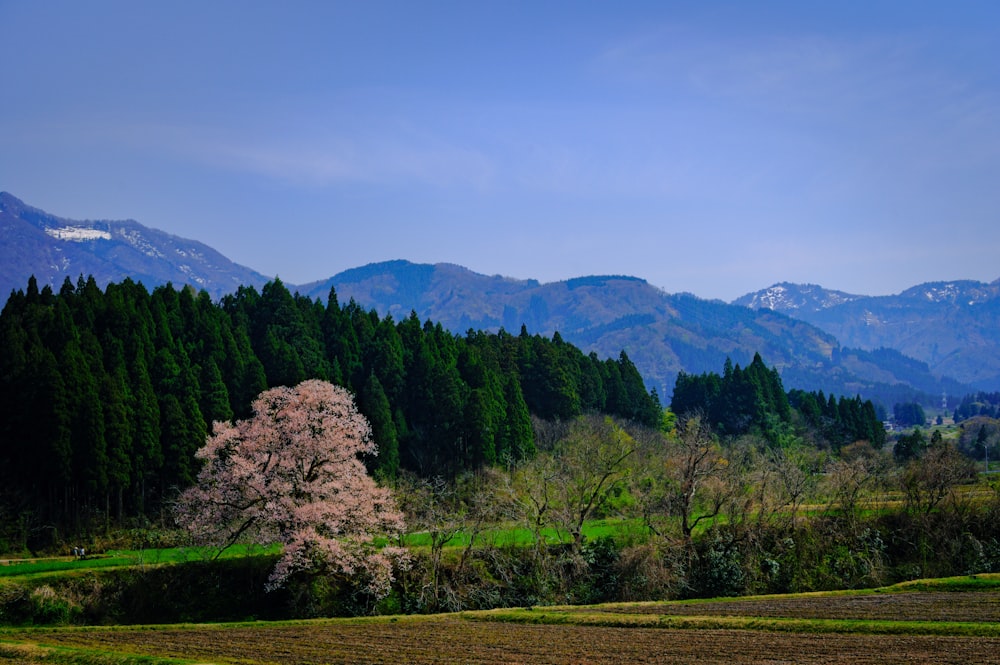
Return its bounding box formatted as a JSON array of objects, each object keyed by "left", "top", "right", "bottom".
[
  {"left": 736, "top": 280, "right": 1000, "bottom": 391},
  {"left": 0, "top": 192, "right": 270, "bottom": 300},
  {"left": 671, "top": 353, "right": 885, "bottom": 450},
  {"left": 2, "top": 183, "right": 980, "bottom": 410},
  {"left": 301, "top": 261, "right": 969, "bottom": 410},
  {"left": 0, "top": 275, "right": 660, "bottom": 548}
]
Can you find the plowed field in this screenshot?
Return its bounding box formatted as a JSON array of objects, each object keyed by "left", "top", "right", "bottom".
[
  {"left": 5, "top": 591, "right": 1000, "bottom": 664},
  {"left": 7, "top": 619, "right": 1000, "bottom": 665},
  {"left": 586, "top": 590, "right": 1000, "bottom": 622}
]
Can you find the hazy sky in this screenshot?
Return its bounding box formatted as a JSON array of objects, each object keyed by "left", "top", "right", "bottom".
[{"left": 2, "top": 1, "right": 999, "bottom": 301}]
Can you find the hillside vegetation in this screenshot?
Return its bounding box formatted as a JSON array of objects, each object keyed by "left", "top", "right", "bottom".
[
  {"left": 737, "top": 279, "right": 1000, "bottom": 391},
  {"left": 2, "top": 351, "right": 999, "bottom": 625},
  {"left": 301, "top": 260, "right": 973, "bottom": 408},
  {"left": 0, "top": 275, "right": 659, "bottom": 549},
  {"left": 4, "top": 274, "right": 1000, "bottom": 635}
]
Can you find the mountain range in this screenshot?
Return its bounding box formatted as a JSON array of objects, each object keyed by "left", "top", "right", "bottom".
[
  {"left": 3, "top": 191, "right": 997, "bottom": 408},
  {"left": 733, "top": 281, "right": 1000, "bottom": 391},
  {"left": 298, "top": 263, "right": 983, "bottom": 405},
  {"left": 0, "top": 191, "right": 269, "bottom": 301}
]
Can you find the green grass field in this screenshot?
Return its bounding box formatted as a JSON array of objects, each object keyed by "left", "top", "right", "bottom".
[
  {"left": 0, "top": 519, "right": 641, "bottom": 584},
  {"left": 0, "top": 543, "right": 281, "bottom": 582},
  {"left": 399, "top": 517, "right": 643, "bottom": 549}
]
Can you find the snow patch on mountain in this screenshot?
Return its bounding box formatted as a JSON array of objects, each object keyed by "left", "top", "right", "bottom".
[
  {"left": 861, "top": 310, "right": 883, "bottom": 326},
  {"left": 735, "top": 283, "right": 861, "bottom": 312},
  {"left": 924, "top": 283, "right": 961, "bottom": 302},
  {"left": 901, "top": 281, "right": 1000, "bottom": 305},
  {"left": 45, "top": 226, "right": 112, "bottom": 241},
  {"left": 121, "top": 229, "right": 165, "bottom": 259}
]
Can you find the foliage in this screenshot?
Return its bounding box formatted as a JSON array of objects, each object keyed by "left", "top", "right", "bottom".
[
  {"left": 893, "top": 428, "right": 927, "bottom": 462},
  {"left": 898, "top": 441, "right": 977, "bottom": 515},
  {"left": 394, "top": 471, "right": 506, "bottom": 611},
  {"left": 665, "top": 416, "right": 730, "bottom": 541},
  {"left": 955, "top": 417, "right": 1000, "bottom": 464},
  {"left": 670, "top": 353, "right": 884, "bottom": 452},
  {"left": 175, "top": 380, "right": 407, "bottom": 596},
  {"left": 671, "top": 353, "right": 791, "bottom": 442},
  {"left": 0, "top": 276, "right": 662, "bottom": 545},
  {"left": 12, "top": 279, "right": 1000, "bottom": 626},
  {"left": 7, "top": 473, "right": 1000, "bottom": 624},
  {"left": 954, "top": 391, "right": 1000, "bottom": 422},
  {"left": 789, "top": 389, "right": 886, "bottom": 450},
  {"left": 512, "top": 415, "right": 638, "bottom": 559},
  {"left": 893, "top": 402, "right": 927, "bottom": 428}
]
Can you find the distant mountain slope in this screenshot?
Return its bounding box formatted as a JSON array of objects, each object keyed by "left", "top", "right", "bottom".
[
  {"left": 301, "top": 261, "right": 969, "bottom": 407},
  {"left": 736, "top": 280, "right": 1000, "bottom": 390},
  {"left": 733, "top": 282, "right": 863, "bottom": 312},
  {"left": 2, "top": 192, "right": 980, "bottom": 405},
  {"left": 0, "top": 192, "right": 270, "bottom": 300}
]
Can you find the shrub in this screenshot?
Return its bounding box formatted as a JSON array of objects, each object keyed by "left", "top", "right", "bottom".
[
  {"left": 28, "top": 585, "right": 79, "bottom": 624},
  {"left": 688, "top": 532, "right": 745, "bottom": 598},
  {"left": 612, "top": 542, "right": 685, "bottom": 601}
]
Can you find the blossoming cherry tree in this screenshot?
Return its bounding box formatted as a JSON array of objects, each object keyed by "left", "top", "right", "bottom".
[{"left": 176, "top": 379, "right": 407, "bottom": 596}]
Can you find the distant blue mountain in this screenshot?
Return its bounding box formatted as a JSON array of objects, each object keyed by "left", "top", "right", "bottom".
[
  {"left": 2, "top": 191, "right": 986, "bottom": 407},
  {"left": 0, "top": 191, "right": 270, "bottom": 300},
  {"left": 735, "top": 280, "right": 1000, "bottom": 391},
  {"left": 300, "top": 260, "right": 976, "bottom": 407}
]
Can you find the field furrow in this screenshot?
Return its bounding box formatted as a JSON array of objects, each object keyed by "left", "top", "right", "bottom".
[
  {"left": 581, "top": 590, "right": 1000, "bottom": 622},
  {"left": 8, "top": 618, "right": 1000, "bottom": 665}
]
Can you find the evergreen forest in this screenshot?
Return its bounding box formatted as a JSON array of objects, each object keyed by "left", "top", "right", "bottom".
[
  {"left": 671, "top": 355, "right": 886, "bottom": 449},
  {"left": 0, "top": 275, "right": 661, "bottom": 548}
]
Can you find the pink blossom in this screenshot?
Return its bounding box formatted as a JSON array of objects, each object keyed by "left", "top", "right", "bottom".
[{"left": 176, "top": 380, "right": 408, "bottom": 597}]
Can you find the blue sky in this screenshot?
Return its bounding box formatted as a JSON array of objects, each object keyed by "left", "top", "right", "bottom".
[{"left": 2, "top": 1, "right": 999, "bottom": 301}]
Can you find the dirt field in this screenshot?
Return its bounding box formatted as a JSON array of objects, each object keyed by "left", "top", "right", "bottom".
[
  {"left": 587, "top": 590, "right": 1000, "bottom": 622},
  {"left": 6, "top": 618, "right": 1000, "bottom": 665},
  {"left": 5, "top": 591, "right": 1000, "bottom": 664}
]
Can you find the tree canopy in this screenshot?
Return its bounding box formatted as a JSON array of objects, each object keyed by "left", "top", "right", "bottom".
[
  {"left": 672, "top": 354, "right": 886, "bottom": 450},
  {"left": 175, "top": 380, "right": 407, "bottom": 595},
  {"left": 0, "top": 276, "right": 662, "bottom": 544},
  {"left": 671, "top": 353, "right": 791, "bottom": 443}
]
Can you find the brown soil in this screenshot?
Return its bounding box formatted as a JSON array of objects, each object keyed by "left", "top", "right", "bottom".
[
  {"left": 8, "top": 617, "right": 1000, "bottom": 665},
  {"left": 589, "top": 590, "right": 1000, "bottom": 622}
]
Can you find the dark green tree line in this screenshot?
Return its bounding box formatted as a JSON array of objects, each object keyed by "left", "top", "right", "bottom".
[
  {"left": 954, "top": 391, "right": 1000, "bottom": 422},
  {"left": 0, "top": 276, "right": 661, "bottom": 545},
  {"left": 789, "top": 389, "right": 886, "bottom": 450},
  {"left": 671, "top": 353, "right": 885, "bottom": 449},
  {"left": 671, "top": 353, "right": 791, "bottom": 443}
]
